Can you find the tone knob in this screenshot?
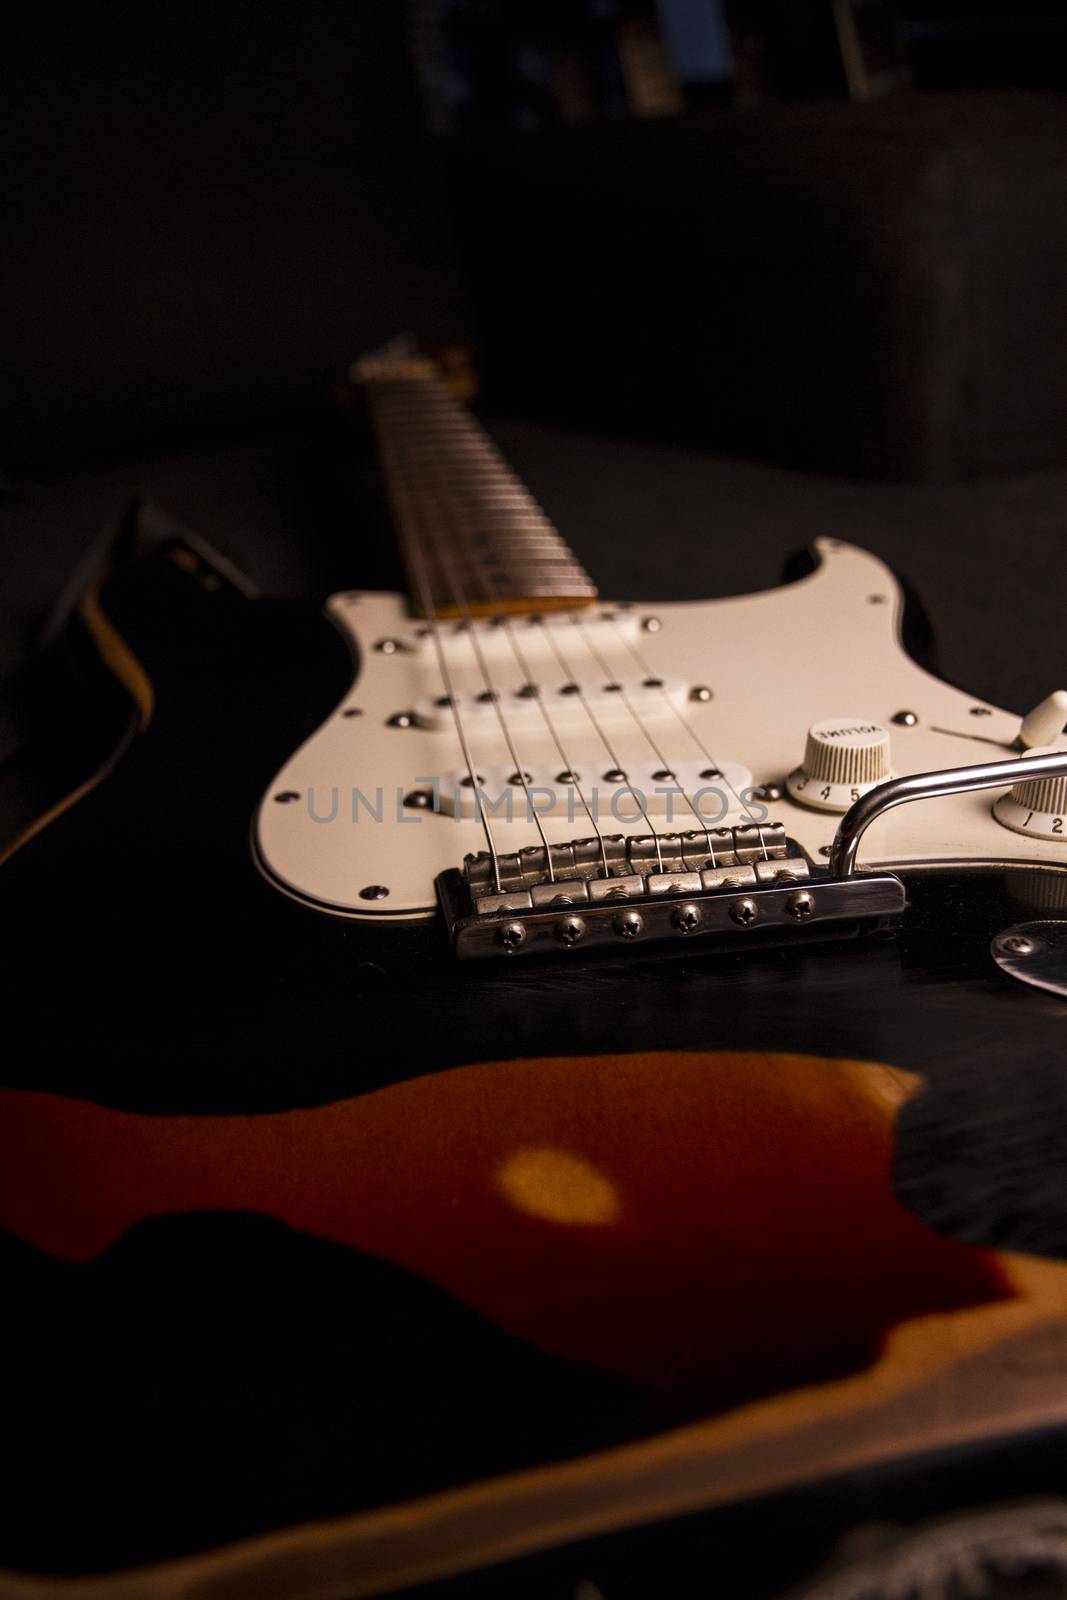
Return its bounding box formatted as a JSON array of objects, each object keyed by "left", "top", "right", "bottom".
[
  {"left": 993, "top": 746, "right": 1067, "bottom": 842},
  {"left": 787, "top": 718, "right": 892, "bottom": 813}
]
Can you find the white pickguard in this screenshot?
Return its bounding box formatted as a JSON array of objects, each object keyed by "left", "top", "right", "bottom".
[{"left": 255, "top": 539, "right": 1067, "bottom": 919}]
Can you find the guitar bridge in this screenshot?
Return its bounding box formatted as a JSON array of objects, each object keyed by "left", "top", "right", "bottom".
[{"left": 436, "top": 828, "right": 905, "bottom": 960}]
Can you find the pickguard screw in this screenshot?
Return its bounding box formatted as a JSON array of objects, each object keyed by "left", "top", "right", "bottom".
[
  {"left": 819, "top": 845, "right": 832, "bottom": 857},
  {"left": 787, "top": 890, "right": 816, "bottom": 920},
  {"left": 375, "top": 638, "right": 401, "bottom": 654},
  {"left": 499, "top": 922, "right": 527, "bottom": 951},
  {"left": 868, "top": 595, "right": 887, "bottom": 605},
  {"left": 516, "top": 683, "right": 539, "bottom": 698},
  {"left": 672, "top": 903, "right": 701, "bottom": 933},
  {"left": 892, "top": 710, "right": 918, "bottom": 726},
  {"left": 752, "top": 782, "right": 783, "bottom": 802},
  {"left": 1000, "top": 933, "right": 1035, "bottom": 955},
  {"left": 690, "top": 686, "right": 713, "bottom": 703},
  {"left": 342, "top": 707, "right": 363, "bottom": 718},
  {"left": 729, "top": 897, "right": 759, "bottom": 926},
  {"left": 641, "top": 616, "right": 662, "bottom": 633},
  {"left": 556, "top": 915, "right": 586, "bottom": 946},
  {"left": 274, "top": 790, "right": 300, "bottom": 804},
  {"left": 970, "top": 707, "right": 993, "bottom": 717},
  {"left": 359, "top": 885, "right": 389, "bottom": 900},
  {"left": 613, "top": 910, "right": 643, "bottom": 939},
  {"left": 387, "top": 712, "right": 414, "bottom": 728},
  {"left": 403, "top": 790, "right": 433, "bottom": 809}
]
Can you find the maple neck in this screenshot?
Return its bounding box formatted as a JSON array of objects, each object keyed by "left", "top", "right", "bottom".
[{"left": 359, "top": 357, "right": 598, "bottom": 619}]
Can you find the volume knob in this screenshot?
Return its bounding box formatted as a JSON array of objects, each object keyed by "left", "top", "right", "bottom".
[
  {"left": 993, "top": 747, "right": 1067, "bottom": 842},
  {"left": 787, "top": 718, "right": 893, "bottom": 813}
]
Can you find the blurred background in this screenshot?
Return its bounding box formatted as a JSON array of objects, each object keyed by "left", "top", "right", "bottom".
[{"left": 3, "top": 0, "right": 1066, "bottom": 801}]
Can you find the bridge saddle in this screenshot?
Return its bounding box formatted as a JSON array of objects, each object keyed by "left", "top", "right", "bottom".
[{"left": 438, "top": 824, "right": 905, "bottom": 960}]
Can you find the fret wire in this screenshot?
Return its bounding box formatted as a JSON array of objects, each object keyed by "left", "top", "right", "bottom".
[
  {"left": 364, "top": 410, "right": 504, "bottom": 892},
  {"left": 365, "top": 367, "right": 597, "bottom": 616}
]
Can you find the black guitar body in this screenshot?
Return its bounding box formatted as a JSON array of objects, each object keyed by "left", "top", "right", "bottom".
[{"left": 3, "top": 546, "right": 1067, "bottom": 1597}]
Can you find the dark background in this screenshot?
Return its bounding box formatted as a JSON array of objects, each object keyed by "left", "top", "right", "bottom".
[{"left": 3, "top": 0, "right": 1066, "bottom": 774}]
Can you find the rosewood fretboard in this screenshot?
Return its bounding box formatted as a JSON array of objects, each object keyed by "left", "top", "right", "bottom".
[{"left": 359, "top": 355, "right": 598, "bottom": 619}]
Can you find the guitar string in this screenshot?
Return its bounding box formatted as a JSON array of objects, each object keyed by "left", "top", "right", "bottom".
[
  {"left": 604, "top": 616, "right": 765, "bottom": 848},
  {"left": 575, "top": 618, "right": 719, "bottom": 866},
  {"left": 407, "top": 446, "right": 613, "bottom": 878},
  {"left": 404, "top": 457, "right": 559, "bottom": 884},
  {"left": 392, "top": 488, "right": 505, "bottom": 892},
  {"left": 536, "top": 617, "right": 666, "bottom": 871},
  {"left": 498, "top": 618, "right": 611, "bottom": 879},
  {"left": 395, "top": 389, "right": 605, "bottom": 885},
  {"left": 367, "top": 387, "right": 504, "bottom": 893}
]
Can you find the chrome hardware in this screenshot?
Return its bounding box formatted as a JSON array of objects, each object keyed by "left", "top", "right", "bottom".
[
  {"left": 438, "top": 862, "right": 904, "bottom": 961},
  {"left": 462, "top": 823, "right": 788, "bottom": 891},
  {"left": 786, "top": 890, "right": 816, "bottom": 920},
  {"left": 829, "top": 751, "right": 1067, "bottom": 878},
  {"left": 991, "top": 920, "right": 1067, "bottom": 1000}
]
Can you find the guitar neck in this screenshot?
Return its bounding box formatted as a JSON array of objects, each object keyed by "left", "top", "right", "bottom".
[{"left": 359, "top": 356, "right": 598, "bottom": 619}]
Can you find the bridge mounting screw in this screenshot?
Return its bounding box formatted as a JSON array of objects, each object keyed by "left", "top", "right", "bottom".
[
  {"left": 387, "top": 712, "right": 414, "bottom": 728},
  {"left": 892, "top": 710, "right": 919, "bottom": 726},
  {"left": 499, "top": 922, "right": 527, "bottom": 952},
  {"left": 690, "top": 685, "right": 713, "bottom": 703},
  {"left": 375, "top": 638, "right": 401, "bottom": 654},
  {"left": 671, "top": 903, "right": 701, "bottom": 933},
  {"left": 729, "top": 897, "right": 759, "bottom": 927},
  {"left": 786, "top": 890, "right": 816, "bottom": 920},
  {"left": 752, "top": 782, "right": 783, "bottom": 802},
  {"left": 641, "top": 616, "right": 662, "bottom": 633},
  {"left": 613, "top": 910, "right": 643, "bottom": 939},
  {"left": 555, "top": 915, "right": 587, "bottom": 946},
  {"left": 403, "top": 789, "right": 433, "bottom": 809}
]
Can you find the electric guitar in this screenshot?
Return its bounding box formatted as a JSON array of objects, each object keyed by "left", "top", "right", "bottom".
[{"left": 2, "top": 356, "right": 1066, "bottom": 1600}]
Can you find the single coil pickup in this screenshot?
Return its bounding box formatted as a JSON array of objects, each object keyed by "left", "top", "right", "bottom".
[
  {"left": 413, "top": 675, "right": 688, "bottom": 733},
  {"left": 437, "top": 757, "right": 753, "bottom": 819},
  {"left": 436, "top": 869, "right": 907, "bottom": 961},
  {"left": 463, "top": 822, "right": 789, "bottom": 891}
]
